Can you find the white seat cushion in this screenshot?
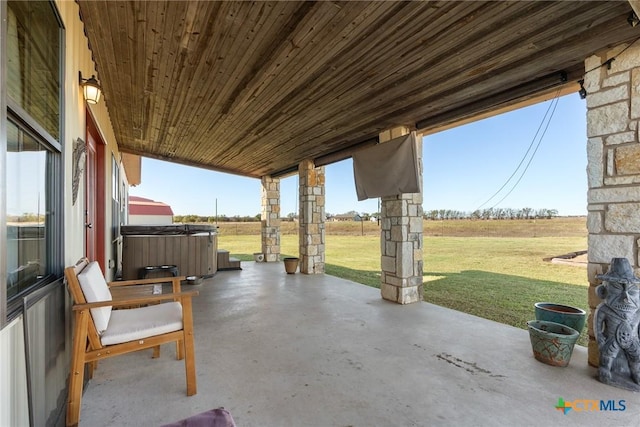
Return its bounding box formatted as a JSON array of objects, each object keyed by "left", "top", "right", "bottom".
[
  {"left": 100, "top": 302, "right": 183, "bottom": 346},
  {"left": 77, "top": 261, "right": 112, "bottom": 334}
]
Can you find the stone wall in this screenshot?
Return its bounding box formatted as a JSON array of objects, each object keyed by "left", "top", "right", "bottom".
[
  {"left": 298, "top": 160, "right": 325, "bottom": 274},
  {"left": 379, "top": 128, "right": 424, "bottom": 304},
  {"left": 261, "top": 176, "right": 280, "bottom": 262},
  {"left": 585, "top": 42, "right": 640, "bottom": 366}
]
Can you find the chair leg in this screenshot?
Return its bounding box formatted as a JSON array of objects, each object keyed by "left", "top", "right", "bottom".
[
  {"left": 181, "top": 298, "right": 197, "bottom": 396},
  {"left": 67, "top": 310, "right": 90, "bottom": 427},
  {"left": 176, "top": 340, "right": 184, "bottom": 360},
  {"left": 88, "top": 361, "right": 95, "bottom": 379},
  {"left": 85, "top": 342, "right": 96, "bottom": 378},
  {"left": 152, "top": 345, "right": 160, "bottom": 359}
]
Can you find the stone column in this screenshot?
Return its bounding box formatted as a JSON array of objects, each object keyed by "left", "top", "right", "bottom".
[
  {"left": 379, "top": 126, "right": 423, "bottom": 304},
  {"left": 585, "top": 43, "right": 640, "bottom": 366},
  {"left": 298, "top": 160, "right": 325, "bottom": 274},
  {"left": 261, "top": 176, "right": 280, "bottom": 262}
]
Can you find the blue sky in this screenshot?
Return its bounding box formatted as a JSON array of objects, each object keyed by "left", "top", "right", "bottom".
[{"left": 130, "top": 94, "right": 587, "bottom": 217}]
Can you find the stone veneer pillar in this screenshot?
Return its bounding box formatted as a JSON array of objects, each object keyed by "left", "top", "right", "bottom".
[
  {"left": 298, "top": 160, "right": 325, "bottom": 274},
  {"left": 261, "top": 176, "right": 280, "bottom": 262},
  {"left": 585, "top": 42, "right": 640, "bottom": 366},
  {"left": 379, "top": 126, "right": 424, "bottom": 304}
]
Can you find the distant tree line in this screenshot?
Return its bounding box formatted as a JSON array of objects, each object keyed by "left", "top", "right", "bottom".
[
  {"left": 174, "top": 208, "right": 559, "bottom": 223},
  {"left": 174, "top": 214, "right": 260, "bottom": 223},
  {"left": 423, "top": 207, "right": 558, "bottom": 221}
]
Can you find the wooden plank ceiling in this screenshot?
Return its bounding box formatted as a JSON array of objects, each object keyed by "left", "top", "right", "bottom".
[{"left": 77, "top": 1, "right": 640, "bottom": 178}]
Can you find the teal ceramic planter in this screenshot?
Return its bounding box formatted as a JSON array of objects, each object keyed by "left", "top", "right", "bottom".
[
  {"left": 534, "top": 302, "right": 587, "bottom": 333},
  {"left": 527, "top": 320, "right": 580, "bottom": 367}
]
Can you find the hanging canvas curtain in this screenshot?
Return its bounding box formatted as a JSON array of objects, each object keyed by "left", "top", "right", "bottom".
[{"left": 352, "top": 132, "right": 421, "bottom": 201}]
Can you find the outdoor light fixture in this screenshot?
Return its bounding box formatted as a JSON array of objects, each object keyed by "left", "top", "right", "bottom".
[
  {"left": 628, "top": 11, "right": 640, "bottom": 27},
  {"left": 578, "top": 79, "right": 587, "bottom": 99},
  {"left": 79, "top": 71, "right": 102, "bottom": 104}
]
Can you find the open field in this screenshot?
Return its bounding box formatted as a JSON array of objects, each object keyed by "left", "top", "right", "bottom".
[
  {"left": 216, "top": 216, "right": 586, "bottom": 237},
  {"left": 216, "top": 217, "right": 589, "bottom": 345}
]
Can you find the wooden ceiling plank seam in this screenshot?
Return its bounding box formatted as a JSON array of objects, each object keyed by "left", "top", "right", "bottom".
[
  {"left": 362, "top": 1, "right": 555, "bottom": 91},
  {"left": 219, "top": 1, "right": 359, "bottom": 121},
  {"left": 92, "top": 1, "right": 133, "bottom": 151},
  {"left": 101, "top": 0, "right": 142, "bottom": 151},
  {"left": 184, "top": 2, "right": 282, "bottom": 166},
  {"left": 129, "top": 1, "right": 148, "bottom": 141},
  {"left": 400, "top": 11, "right": 639, "bottom": 128},
  {"left": 116, "top": 1, "right": 135, "bottom": 122},
  {"left": 261, "top": 2, "right": 544, "bottom": 125},
  {"left": 217, "top": 2, "right": 417, "bottom": 163},
  {"left": 224, "top": 2, "right": 416, "bottom": 139},
  {"left": 225, "top": 1, "right": 509, "bottom": 148},
  {"left": 152, "top": 3, "right": 195, "bottom": 154},
  {"left": 245, "top": 54, "right": 575, "bottom": 173},
  {"left": 155, "top": 0, "right": 207, "bottom": 154},
  {"left": 142, "top": 6, "right": 170, "bottom": 154},
  {"left": 211, "top": 2, "right": 367, "bottom": 166},
  {"left": 172, "top": 2, "right": 235, "bottom": 157},
  {"left": 273, "top": 1, "right": 489, "bottom": 107},
  {"left": 415, "top": 69, "right": 585, "bottom": 132},
  {"left": 248, "top": 1, "right": 632, "bottom": 159},
  {"left": 163, "top": 1, "right": 228, "bottom": 157},
  {"left": 188, "top": 4, "right": 292, "bottom": 167},
  {"left": 208, "top": 2, "right": 285, "bottom": 114},
  {"left": 220, "top": 2, "right": 397, "bottom": 155},
  {"left": 192, "top": 2, "right": 300, "bottom": 162},
  {"left": 176, "top": 2, "right": 231, "bottom": 163},
  {"left": 147, "top": 1, "right": 191, "bottom": 156},
  {"left": 146, "top": 0, "right": 187, "bottom": 153},
  {"left": 329, "top": 1, "right": 495, "bottom": 94},
  {"left": 308, "top": 3, "right": 581, "bottom": 123},
  {"left": 140, "top": 0, "right": 166, "bottom": 143},
  {"left": 287, "top": 62, "right": 581, "bottom": 158},
  {"left": 190, "top": 1, "right": 268, "bottom": 151},
  {"left": 208, "top": 1, "right": 319, "bottom": 160}
]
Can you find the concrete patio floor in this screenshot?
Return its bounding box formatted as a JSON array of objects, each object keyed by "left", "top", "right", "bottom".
[{"left": 78, "top": 261, "right": 640, "bottom": 426}]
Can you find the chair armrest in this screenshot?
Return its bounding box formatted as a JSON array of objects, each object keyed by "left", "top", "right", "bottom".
[
  {"left": 72, "top": 290, "right": 199, "bottom": 310},
  {"left": 108, "top": 276, "right": 186, "bottom": 286},
  {"left": 109, "top": 276, "right": 185, "bottom": 293}
]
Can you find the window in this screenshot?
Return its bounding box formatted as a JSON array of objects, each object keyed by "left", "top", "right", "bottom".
[
  {"left": 7, "top": 0, "right": 60, "bottom": 140},
  {"left": 5, "top": 0, "right": 63, "bottom": 318},
  {"left": 6, "top": 120, "right": 49, "bottom": 299}
]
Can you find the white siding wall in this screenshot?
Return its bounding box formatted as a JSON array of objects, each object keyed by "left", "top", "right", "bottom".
[
  {"left": 59, "top": 0, "right": 126, "bottom": 270},
  {"left": 0, "top": 318, "right": 29, "bottom": 426}
]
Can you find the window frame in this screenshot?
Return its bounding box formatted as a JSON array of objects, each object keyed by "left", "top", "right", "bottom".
[{"left": 2, "top": 0, "right": 64, "bottom": 326}]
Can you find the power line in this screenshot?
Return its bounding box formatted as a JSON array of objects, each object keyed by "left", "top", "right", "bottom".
[
  {"left": 489, "top": 94, "right": 560, "bottom": 209},
  {"left": 474, "top": 89, "right": 561, "bottom": 211}
]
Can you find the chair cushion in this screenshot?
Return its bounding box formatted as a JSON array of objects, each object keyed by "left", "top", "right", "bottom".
[
  {"left": 100, "top": 302, "right": 183, "bottom": 346},
  {"left": 77, "top": 261, "right": 112, "bottom": 334}
]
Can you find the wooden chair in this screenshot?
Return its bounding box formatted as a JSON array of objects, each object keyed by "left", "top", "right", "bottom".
[{"left": 64, "top": 258, "right": 198, "bottom": 427}]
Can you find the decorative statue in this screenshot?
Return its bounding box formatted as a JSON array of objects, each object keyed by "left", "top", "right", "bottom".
[{"left": 594, "top": 257, "right": 640, "bottom": 392}]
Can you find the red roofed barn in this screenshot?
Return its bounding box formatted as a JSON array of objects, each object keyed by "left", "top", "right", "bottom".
[{"left": 129, "top": 196, "right": 174, "bottom": 225}]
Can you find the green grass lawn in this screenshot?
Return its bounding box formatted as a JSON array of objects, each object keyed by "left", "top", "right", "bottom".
[{"left": 218, "top": 222, "right": 589, "bottom": 345}]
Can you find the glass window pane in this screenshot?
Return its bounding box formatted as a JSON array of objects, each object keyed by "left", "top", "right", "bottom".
[
  {"left": 7, "top": 1, "right": 60, "bottom": 140},
  {"left": 6, "top": 120, "right": 48, "bottom": 298}
]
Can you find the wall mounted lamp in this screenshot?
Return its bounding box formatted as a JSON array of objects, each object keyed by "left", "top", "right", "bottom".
[{"left": 79, "top": 71, "right": 102, "bottom": 104}]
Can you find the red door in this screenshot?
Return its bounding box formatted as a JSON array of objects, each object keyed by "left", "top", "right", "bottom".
[{"left": 85, "top": 111, "right": 106, "bottom": 271}]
